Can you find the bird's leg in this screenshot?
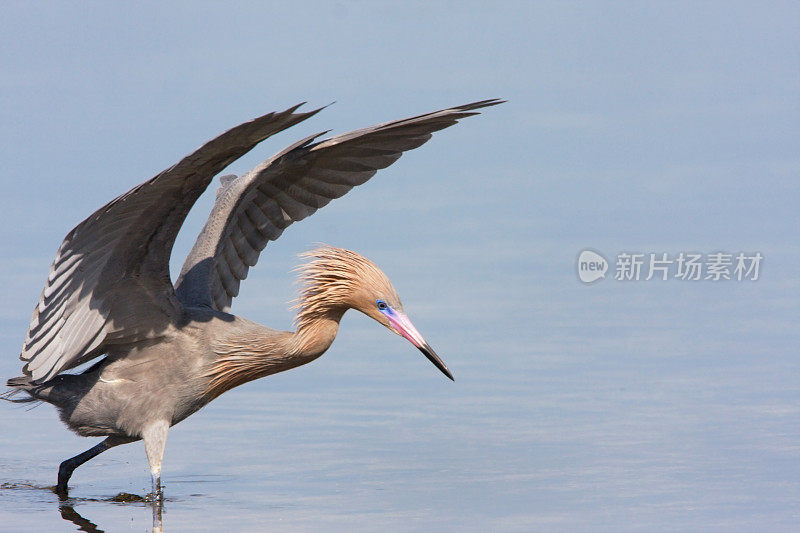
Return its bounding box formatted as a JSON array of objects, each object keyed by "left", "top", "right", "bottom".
[
  {"left": 152, "top": 495, "right": 164, "bottom": 533},
  {"left": 142, "top": 420, "right": 170, "bottom": 502},
  {"left": 55, "top": 435, "right": 133, "bottom": 497}
]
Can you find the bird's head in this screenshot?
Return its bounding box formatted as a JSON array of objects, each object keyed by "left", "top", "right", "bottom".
[{"left": 295, "top": 245, "right": 453, "bottom": 380}]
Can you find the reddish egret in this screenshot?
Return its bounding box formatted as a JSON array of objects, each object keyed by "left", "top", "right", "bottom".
[{"left": 3, "top": 99, "right": 501, "bottom": 499}]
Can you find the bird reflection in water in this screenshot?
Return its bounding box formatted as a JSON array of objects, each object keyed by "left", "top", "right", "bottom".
[
  {"left": 57, "top": 491, "right": 163, "bottom": 533},
  {"left": 59, "top": 503, "right": 104, "bottom": 533}
]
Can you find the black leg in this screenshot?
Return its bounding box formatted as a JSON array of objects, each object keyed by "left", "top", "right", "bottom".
[{"left": 55, "top": 436, "right": 133, "bottom": 496}]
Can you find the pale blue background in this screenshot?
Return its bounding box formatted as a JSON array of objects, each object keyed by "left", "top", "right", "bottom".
[{"left": 1, "top": 2, "right": 798, "bottom": 531}]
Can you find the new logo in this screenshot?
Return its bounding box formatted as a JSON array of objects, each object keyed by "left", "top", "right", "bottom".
[{"left": 577, "top": 250, "right": 608, "bottom": 283}]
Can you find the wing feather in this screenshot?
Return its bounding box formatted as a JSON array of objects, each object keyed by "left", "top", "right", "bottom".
[
  {"left": 20, "top": 103, "right": 322, "bottom": 382},
  {"left": 175, "top": 99, "right": 503, "bottom": 311}
]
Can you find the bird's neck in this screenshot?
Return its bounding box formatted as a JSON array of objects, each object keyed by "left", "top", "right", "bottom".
[
  {"left": 203, "top": 306, "right": 345, "bottom": 401},
  {"left": 290, "top": 307, "right": 345, "bottom": 360}
]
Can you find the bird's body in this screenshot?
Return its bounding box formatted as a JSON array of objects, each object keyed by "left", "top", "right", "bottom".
[
  {"left": 3, "top": 99, "right": 501, "bottom": 501},
  {"left": 21, "top": 309, "right": 271, "bottom": 439}
]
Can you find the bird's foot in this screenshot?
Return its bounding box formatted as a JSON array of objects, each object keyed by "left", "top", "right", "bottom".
[{"left": 55, "top": 460, "right": 75, "bottom": 499}]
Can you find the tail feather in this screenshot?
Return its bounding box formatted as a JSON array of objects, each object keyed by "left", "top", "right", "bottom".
[
  {"left": 2, "top": 375, "right": 37, "bottom": 403},
  {"left": 7, "top": 375, "right": 32, "bottom": 387}
]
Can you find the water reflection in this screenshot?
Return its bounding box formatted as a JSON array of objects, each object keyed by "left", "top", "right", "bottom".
[
  {"left": 57, "top": 492, "right": 163, "bottom": 533},
  {"left": 0, "top": 481, "right": 163, "bottom": 533},
  {"left": 59, "top": 504, "right": 104, "bottom": 533}
]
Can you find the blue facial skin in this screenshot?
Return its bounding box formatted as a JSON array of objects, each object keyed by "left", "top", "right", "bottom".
[{"left": 376, "top": 299, "right": 397, "bottom": 320}]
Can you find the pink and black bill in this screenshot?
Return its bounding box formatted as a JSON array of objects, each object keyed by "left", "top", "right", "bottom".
[{"left": 377, "top": 300, "right": 454, "bottom": 381}]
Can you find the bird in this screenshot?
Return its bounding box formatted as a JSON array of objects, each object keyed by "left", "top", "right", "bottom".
[{"left": 3, "top": 98, "right": 502, "bottom": 500}]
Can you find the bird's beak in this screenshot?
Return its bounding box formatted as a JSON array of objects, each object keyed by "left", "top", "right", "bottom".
[{"left": 385, "top": 309, "right": 454, "bottom": 381}]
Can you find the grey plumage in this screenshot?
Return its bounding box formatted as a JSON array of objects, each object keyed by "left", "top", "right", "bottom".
[
  {"left": 21, "top": 103, "right": 323, "bottom": 383},
  {"left": 175, "top": 99, "right": 500, "bottom": 313},
  {"left": 4, "top": 98, "right": 502, "bottom": 501}
]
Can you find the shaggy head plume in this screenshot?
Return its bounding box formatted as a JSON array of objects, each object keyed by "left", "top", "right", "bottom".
[{"left": 293, "top": 245, "right": 401, "bottom": 329}]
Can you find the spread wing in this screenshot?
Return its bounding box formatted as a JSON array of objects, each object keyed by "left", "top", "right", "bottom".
[
  {"left": 175, "top": 99, "right": 503, "bottom": 312},
  {"left": 21, "top": 103, "right": 321, "bottom": 383}
]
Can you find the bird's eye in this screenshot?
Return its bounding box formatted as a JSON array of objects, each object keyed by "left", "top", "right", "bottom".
[{"left": 376, "top": 300, "right": 388, "bottom": 311}]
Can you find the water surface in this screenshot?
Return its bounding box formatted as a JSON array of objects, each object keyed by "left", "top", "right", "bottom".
[{"left": 2, "top": 2, "right": 799, "bottom": 531}]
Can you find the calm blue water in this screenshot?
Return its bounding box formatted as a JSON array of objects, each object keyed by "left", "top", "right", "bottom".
[{"left": 2, "top": 238, "right": 799, "bottom": 531}]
